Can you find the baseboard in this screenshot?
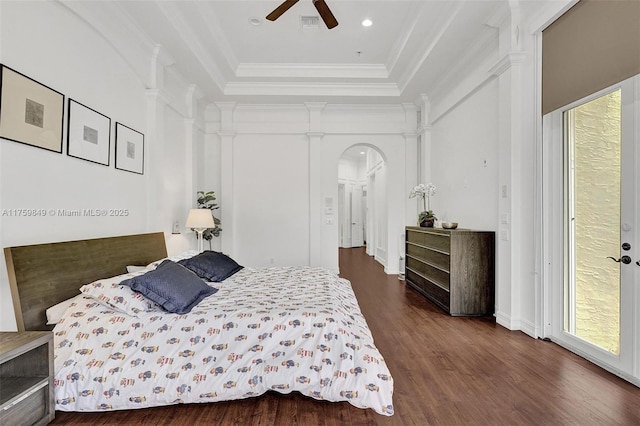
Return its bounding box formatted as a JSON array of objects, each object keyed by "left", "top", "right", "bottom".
[{"left": 495, "top": 310, "right": 518, "bottom": 331}]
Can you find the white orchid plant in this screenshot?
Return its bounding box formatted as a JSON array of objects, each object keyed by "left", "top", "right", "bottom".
[{"left": 409, "top": 183, "right": 437, "bottom": 221}]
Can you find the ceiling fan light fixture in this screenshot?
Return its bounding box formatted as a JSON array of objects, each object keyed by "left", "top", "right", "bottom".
[
  {"left": 300, "top": 15, "right": 320, "bottom": 30},
  {"left": 266, "top": 0, "right": 338, "bottom": 29}
]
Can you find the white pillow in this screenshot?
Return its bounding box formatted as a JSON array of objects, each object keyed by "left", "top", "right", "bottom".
[
  {"left": 80, "top": 272, "right": 160, "bottom": 316},
  {"left": 126, "top": 265, "right": 147, "bottom": 273},
  {"left": 145, "top": 250, "right": 200, "bottom": 269},
  {"left": 46, "top": 294, "right": 85, "bottom": 325}
]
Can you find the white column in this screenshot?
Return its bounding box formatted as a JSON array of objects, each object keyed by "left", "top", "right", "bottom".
[
  {"left": 145, "top": 89, "right": 168, "bottom": 234},
  {"left": 305, "top": 102, "right": 326, "bottom": 268},
  {"left": 490, "top": 5, "right": 528, "bottom": 330},
  {"left": 145, "top": 45, "right": 174, "bottom": 235},
  {"left": 402, "top": 102, "right": 419, "bottom": 257},
  {"left": 184, "top": 84, "right": 204, "bottom": 211},
  {"left": 215, "top": 102, "right": 236, "bottom": 257},
  {"left": 415, "top": 94, "right": 433, "bottom": 221},
  {"left": 417, "top": 94, "right": 433, "bottom": 185}
]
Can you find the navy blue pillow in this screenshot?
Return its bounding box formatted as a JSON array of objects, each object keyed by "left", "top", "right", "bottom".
[
  {"left": 122, "top": 260, "right": 217, "bottom": 314},
  {"left": 179, "top": 251, "right": 243, "bottom": 282}
]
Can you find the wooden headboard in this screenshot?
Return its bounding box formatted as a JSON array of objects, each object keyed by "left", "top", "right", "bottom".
[{"left": 4, "top": 232, "right": 167, "bottom": 332}]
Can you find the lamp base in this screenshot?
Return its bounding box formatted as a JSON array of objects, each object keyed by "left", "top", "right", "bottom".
[{"left": 195, "top": 230, "right": 205, "bottom": 253}]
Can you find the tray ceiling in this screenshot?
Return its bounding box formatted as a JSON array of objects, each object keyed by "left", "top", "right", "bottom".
[{"left": 64, "top": 0, "right": 522, "bottom": 104}]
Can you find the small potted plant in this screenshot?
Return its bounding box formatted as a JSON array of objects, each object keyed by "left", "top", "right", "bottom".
[
  {"left": 409, "top": 183, "right": 437, "bottom": 227},
  {"left": 196, "top": 190, "right": 221, "bottom": 249}
]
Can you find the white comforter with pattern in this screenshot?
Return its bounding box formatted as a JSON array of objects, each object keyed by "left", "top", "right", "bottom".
[{"left": 53, "top": 266, "right": 394, "bottom": 415}]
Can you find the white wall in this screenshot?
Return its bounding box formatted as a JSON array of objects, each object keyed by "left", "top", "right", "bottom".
[
  {"left": 421, "top": 1, "right": 569, "bottom": 337},
  {"left": 430, "top": 79, "right": 499, "bottom": 230},
  {"left": 233, "top": 134, "right": 310, "bottom": 267},
  {"left": 211, "top": 104, "right": 411, "bottom": 274},
  {"left": 0, "top": 1, "right": 203, "bottom": 331}
]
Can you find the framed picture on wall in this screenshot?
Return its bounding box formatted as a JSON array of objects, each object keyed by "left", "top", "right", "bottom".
[
  {"left": 0, "top": 64, "right": 64, "bottom": 153},
  {"left": 115, "top": 122, "right": 144, "bottom": 174},
  {"left": 67, "top": 99, "right": 111, "bottom": 166}
]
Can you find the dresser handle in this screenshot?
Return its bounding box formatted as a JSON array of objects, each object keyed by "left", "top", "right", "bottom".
[{"left": 1, "top": 381, "right": 47, "bottom": 411}]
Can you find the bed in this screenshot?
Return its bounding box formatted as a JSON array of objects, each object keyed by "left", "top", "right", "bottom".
[{"left": 4, "top": 233, "right": 394, "bottom": 416}]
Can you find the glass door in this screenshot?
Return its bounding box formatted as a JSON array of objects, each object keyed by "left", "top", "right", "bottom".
[
  {"left": 565, "top": 89, "right": 623, "bottom": 354},
  {"left": 545, "top": 75, "right": 639, "bottom": 384}
]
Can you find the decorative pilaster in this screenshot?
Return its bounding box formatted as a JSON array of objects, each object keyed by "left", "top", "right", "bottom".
[
  {"left": 145, "top": 45, "right": 174, "bottom": 234},
  {"left": 215, "top": 102, "right": 236, "bottom": 256},
  {"left": 402, "top": 103, "right": 419, "bottom": 228},
  {"left": 305, "top": 102, "right": 326, "bottom": 267},
  {"left": 184, "top": 84, "right": 204, "bottom": 215},
  {"left": 491, "top": 4, "right": 528, "bottom": 330},
  {"left": 415, "top": 94, "right": 433, "bottom": 186},
  {"left": 145, "top": 89, "right": 169, "bottom": 234}
]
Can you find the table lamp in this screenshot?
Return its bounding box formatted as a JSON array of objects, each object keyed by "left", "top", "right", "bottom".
[{"left": 186, "top": 208, "right": 215, "bottom": 252}]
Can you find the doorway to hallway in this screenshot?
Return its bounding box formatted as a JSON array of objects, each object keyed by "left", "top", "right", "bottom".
[{"left": 338, "top": 146, "right": 387, "bottom": 266}]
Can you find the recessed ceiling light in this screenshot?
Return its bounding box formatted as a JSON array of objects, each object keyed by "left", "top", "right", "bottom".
[
  {"left": 360, "top": 151, "right": 365, "bottom": 155},
  {"left": 249, "top": 17, "right": 262, "bottom": 26},
  {"left": 362, "top": 19, "right": 372, "bottom": 27}
]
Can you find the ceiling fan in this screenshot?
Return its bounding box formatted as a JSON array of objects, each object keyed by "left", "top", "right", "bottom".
[{"left": 266, "top": 0, "right": 338, "bottom": 29}]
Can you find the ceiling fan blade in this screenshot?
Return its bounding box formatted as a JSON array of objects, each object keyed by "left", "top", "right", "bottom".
[
  {"left": 313, "top": 0, "right": 338, "bottom": 29},
  {"left": 266, "top": 0, "right": 300, "bottom": 21}
]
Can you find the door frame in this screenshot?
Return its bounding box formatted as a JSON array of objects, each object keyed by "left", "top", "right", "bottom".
[{"left": 542, "top": 76, "right": 640, "bottom": 386}]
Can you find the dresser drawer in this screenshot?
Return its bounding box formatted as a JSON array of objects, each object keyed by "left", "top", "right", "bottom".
[
  {"left": 0, "top": 381, "right": 48, "bottom": 426},
  {"left": 407, "top": 230, "right": 450, "bottom": 253},
  {"left": 406, "top": 269, "right": 450, "bottom": 310},
  {"left": 406, "top": 243, "right": 449, "bottom": 271},
  {"left": 406, "top": 256, "right": 450, "bottom": 290}
]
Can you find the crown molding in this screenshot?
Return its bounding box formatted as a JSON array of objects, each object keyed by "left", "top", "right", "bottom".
[
  {"left": 489, "top": 51, "right": 527, "bottom": 77},
  {"left": 146, "top": 88, "right": 171, "bottom": 107},
  {"left": 236, "top": 63, "right": 389, "bottom": 79},
  {"left": 385, "top": 2, "right": 424, "bottom": 75},
  {"left": 396, "top": 1, "right": 464, "bottom": 94},
  {"left": 155, "top": 1, "right": 228, "bottom": 93},
  {"left": 194, "top": 1, "right": 239, "bottom": 71},
  {"left": 57, "top": 0, "right": 156, "bottom": 87},
  {"left": 305, "top": 102, "right": 327, "bottom": 111},
  {"left": 429, "top": 25, "right": 498, "bottom": 102},
  {"left": 224, "top": 82, "right": 400, "bottom": 97}
]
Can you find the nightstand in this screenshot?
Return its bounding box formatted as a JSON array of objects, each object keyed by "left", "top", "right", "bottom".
[{"left": 0, "top": 331, "right": 55, "bottom": 425}]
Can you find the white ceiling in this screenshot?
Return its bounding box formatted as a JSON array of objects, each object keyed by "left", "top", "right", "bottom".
[{"left": 80, "top": 0, "right": 521, "bottom": 104}]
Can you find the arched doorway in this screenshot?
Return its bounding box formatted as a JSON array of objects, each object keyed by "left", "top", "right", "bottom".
[{"left": 338, "top": 145, "right": 387, "bottom": 266}]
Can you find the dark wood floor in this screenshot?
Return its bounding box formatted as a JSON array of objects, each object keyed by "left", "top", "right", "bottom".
[{"left": 51, "top": 247, "right": 640, "bottom": 425}]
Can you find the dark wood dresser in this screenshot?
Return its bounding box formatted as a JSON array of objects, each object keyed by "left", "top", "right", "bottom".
[{"left": 405, "top": 226, "right": 495, "bottom": 316}]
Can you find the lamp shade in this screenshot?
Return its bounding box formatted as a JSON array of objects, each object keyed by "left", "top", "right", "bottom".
[{"left": 185, "top": 209, "right": 215, "bottom": 229}]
